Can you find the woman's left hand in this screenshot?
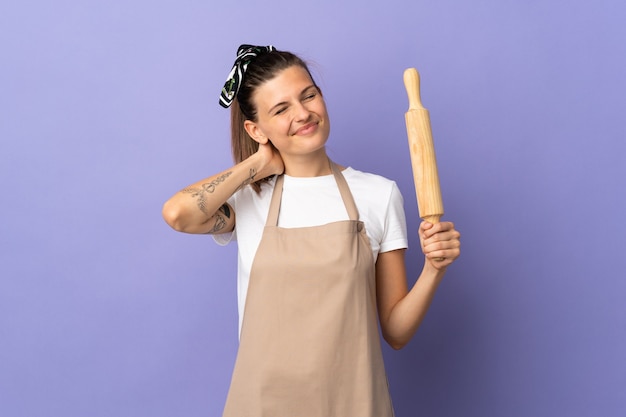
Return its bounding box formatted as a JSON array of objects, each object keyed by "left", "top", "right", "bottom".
[{"left": 419, "top": 221, "right": 461, "bottom": 269}]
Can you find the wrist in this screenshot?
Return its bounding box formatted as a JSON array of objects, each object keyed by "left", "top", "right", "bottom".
[
  {"left": 244, "top": 152, "right": 271, "bottom": 180},
  {"left": 421, "top": 260, "right": 446, "bottom": 283}
]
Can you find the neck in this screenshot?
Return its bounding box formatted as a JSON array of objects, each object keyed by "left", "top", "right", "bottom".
[{"left": 282, "top": 148, "right": 332, "bottom": 177}]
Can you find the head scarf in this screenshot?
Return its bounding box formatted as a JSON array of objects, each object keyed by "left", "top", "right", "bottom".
[{"left": 219, "top": 44, "right": 276, "bottom": 108}]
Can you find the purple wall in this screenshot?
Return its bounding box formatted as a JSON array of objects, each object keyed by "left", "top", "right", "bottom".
[{"left": 1, "top": 1, "right": 625, "bottom": 416}]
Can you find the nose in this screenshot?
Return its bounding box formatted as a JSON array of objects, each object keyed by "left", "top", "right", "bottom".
[{"left": 293, "top": 101, "right": 311, "bottom": 122}]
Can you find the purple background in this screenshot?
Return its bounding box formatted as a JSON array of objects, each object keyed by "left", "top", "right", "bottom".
[{"left": 2, "top": 1, "right": 625, "bottom": 416}]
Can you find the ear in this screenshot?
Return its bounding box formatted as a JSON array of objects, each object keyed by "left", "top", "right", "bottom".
[{"left": 244, "top": 120, "right": 269, "bottom": 145}]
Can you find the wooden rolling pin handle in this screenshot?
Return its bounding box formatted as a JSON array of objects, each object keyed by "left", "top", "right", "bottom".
[
  {"left": 422, "top": 215, "right": 441, "bottom": 224},
  {"left": 405, "top": 68, "right": 445, "bottom": 262},
  {"left": 403, "top": 68, "right": 425, "bottom": 110}
]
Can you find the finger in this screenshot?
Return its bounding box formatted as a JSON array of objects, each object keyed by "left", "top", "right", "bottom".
[
  {"left": 419, "top": 222, "right": 438, "bottom": 243},
  {"left": 425, "top": 235, "right": 461, "bottom": 249},
  {"left": 419, "top": 221, "right": 433, "bottom": 233},
  {"left": 435, "top": 221, "right": 455, "bottom": 232},
  {"left": 424, "top": 247, "right": 450, "bottom": 264},
  {"left": 426, "top": 249, "right": 458, "bottom": 265},
  {"left": 423, "top": 231, "right": 457, "bottom": 247},
  {"left": 424, "top": 226, "right": 460, "bottom": 244},
  {"left": 423, "top": 242, "right": 461, "bottom": 262},
  {"left": 421, "top": 221, "right": 453, "bottom": 238}
]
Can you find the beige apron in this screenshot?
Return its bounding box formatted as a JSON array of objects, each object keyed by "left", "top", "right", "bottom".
[{"left": 223, "top": 163, "right": 394, "bottom": 417}]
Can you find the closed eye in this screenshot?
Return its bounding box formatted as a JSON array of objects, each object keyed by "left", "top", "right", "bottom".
[
  {"left": 269, "top": 85, "right": 319, "bottom": 116},
  {"left": 302, "top": 88, "right": 318, "bottom": 101}
]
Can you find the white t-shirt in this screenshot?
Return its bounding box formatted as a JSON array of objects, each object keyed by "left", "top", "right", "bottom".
[{"left": 214, "top": 167, "right": 409, "bottom": 334}]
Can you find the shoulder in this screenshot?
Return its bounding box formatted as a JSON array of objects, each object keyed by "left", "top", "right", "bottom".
[
  {"left": 343, "top": 167, "right": 403, "bottom": 200},
  {"left": 343, "top": 166, "right": 397, "bottom": 185},
  {"left": 342, "top": 167, "right": 405, "bottom": 224},
  {"left": 342, "top": 167, "right": 408, "bottom": 253}
]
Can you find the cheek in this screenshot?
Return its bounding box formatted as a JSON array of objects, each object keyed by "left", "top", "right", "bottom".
[
  {"left": 260, "top": 120, "right": 289, "bottom": 141},
  {"left": 274, "top": 118, "right": 293, "bottom": 133},
  {"left": 317, "top": 101, "right": 329, "bottom": 119}
]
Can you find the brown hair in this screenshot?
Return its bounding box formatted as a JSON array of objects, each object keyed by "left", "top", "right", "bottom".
[{"left": 230, "top": 50, "right": 318, "bottom": 193}]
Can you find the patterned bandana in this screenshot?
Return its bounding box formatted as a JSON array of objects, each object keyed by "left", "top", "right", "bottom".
[{"left": 219, "top": 44, "right": 276, "bottom": 108}]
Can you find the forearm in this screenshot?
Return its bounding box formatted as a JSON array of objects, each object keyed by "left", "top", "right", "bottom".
[
  {"left": 162, "top": 153, "right": 267, "bottom": 233},
  {"left": 383, "top": 263, "right": 446, "bottom": 349},
  {"left": 377, "top": 222, "right": 460, "bottom": 349}
]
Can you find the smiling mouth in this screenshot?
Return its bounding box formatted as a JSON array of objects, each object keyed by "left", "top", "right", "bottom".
[{"left": 292, "top": 121, "right": 319, "bottom": 136}]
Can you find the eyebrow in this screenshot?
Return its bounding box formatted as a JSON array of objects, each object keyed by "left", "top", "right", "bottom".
[{"left": 268, "top": 85, "right": 317, "bottom": 114}]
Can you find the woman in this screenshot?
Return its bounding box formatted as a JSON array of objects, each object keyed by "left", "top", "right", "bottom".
[{"left": 162, "top": 44, "right": 461, "bottom": 416}]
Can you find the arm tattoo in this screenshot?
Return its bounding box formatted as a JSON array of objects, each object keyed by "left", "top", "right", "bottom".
[
  {"left": 210, "top": 213, "right": 227, "bottom": 233},
  {"left": 181, "top": 172, "right": 233, "bottom": 215},
  {"left": 181, "top": 168, "right": 256, "bottom": 217},
  {"left": 218, "top": 203, "right": 231, "bottom": 219},
  {"left": 209, "top": 204, "right": 231, "bottom": 233},
  {"left": 238, "top": 168, "right": 257, "bottom": 190}
]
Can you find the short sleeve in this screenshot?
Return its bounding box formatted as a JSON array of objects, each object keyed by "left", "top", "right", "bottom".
[{"left": 379, "top": 182, "right": 408, "bottom": 253}]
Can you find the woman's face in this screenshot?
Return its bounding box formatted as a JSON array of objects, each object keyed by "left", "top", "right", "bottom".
[{"left": 245, "top": 65, "right": 330, "bottom": 159}]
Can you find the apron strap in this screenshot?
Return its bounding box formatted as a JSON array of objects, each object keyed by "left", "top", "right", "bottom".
[
  {"left": 265, "top": 160, "right": 360, "bottom": 227},
  {"left": 266, "top": 174, "right": 284, "bottom": 227},
  {"left": 330, "top": 162, "right": 360, "bottom": 221}
]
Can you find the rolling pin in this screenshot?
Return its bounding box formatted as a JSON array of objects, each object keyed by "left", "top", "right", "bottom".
[{"left": 404, "top": 68, "right": 445, "bottom": 258}]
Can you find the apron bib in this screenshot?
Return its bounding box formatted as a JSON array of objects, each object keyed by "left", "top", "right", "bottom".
[{"left": 223, "top": 162, "right": 394, "bottom": 417}]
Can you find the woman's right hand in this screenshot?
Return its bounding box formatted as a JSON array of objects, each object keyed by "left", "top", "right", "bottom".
[{"left": 256, "top": 141, "right": 284, "bottom": 179}]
